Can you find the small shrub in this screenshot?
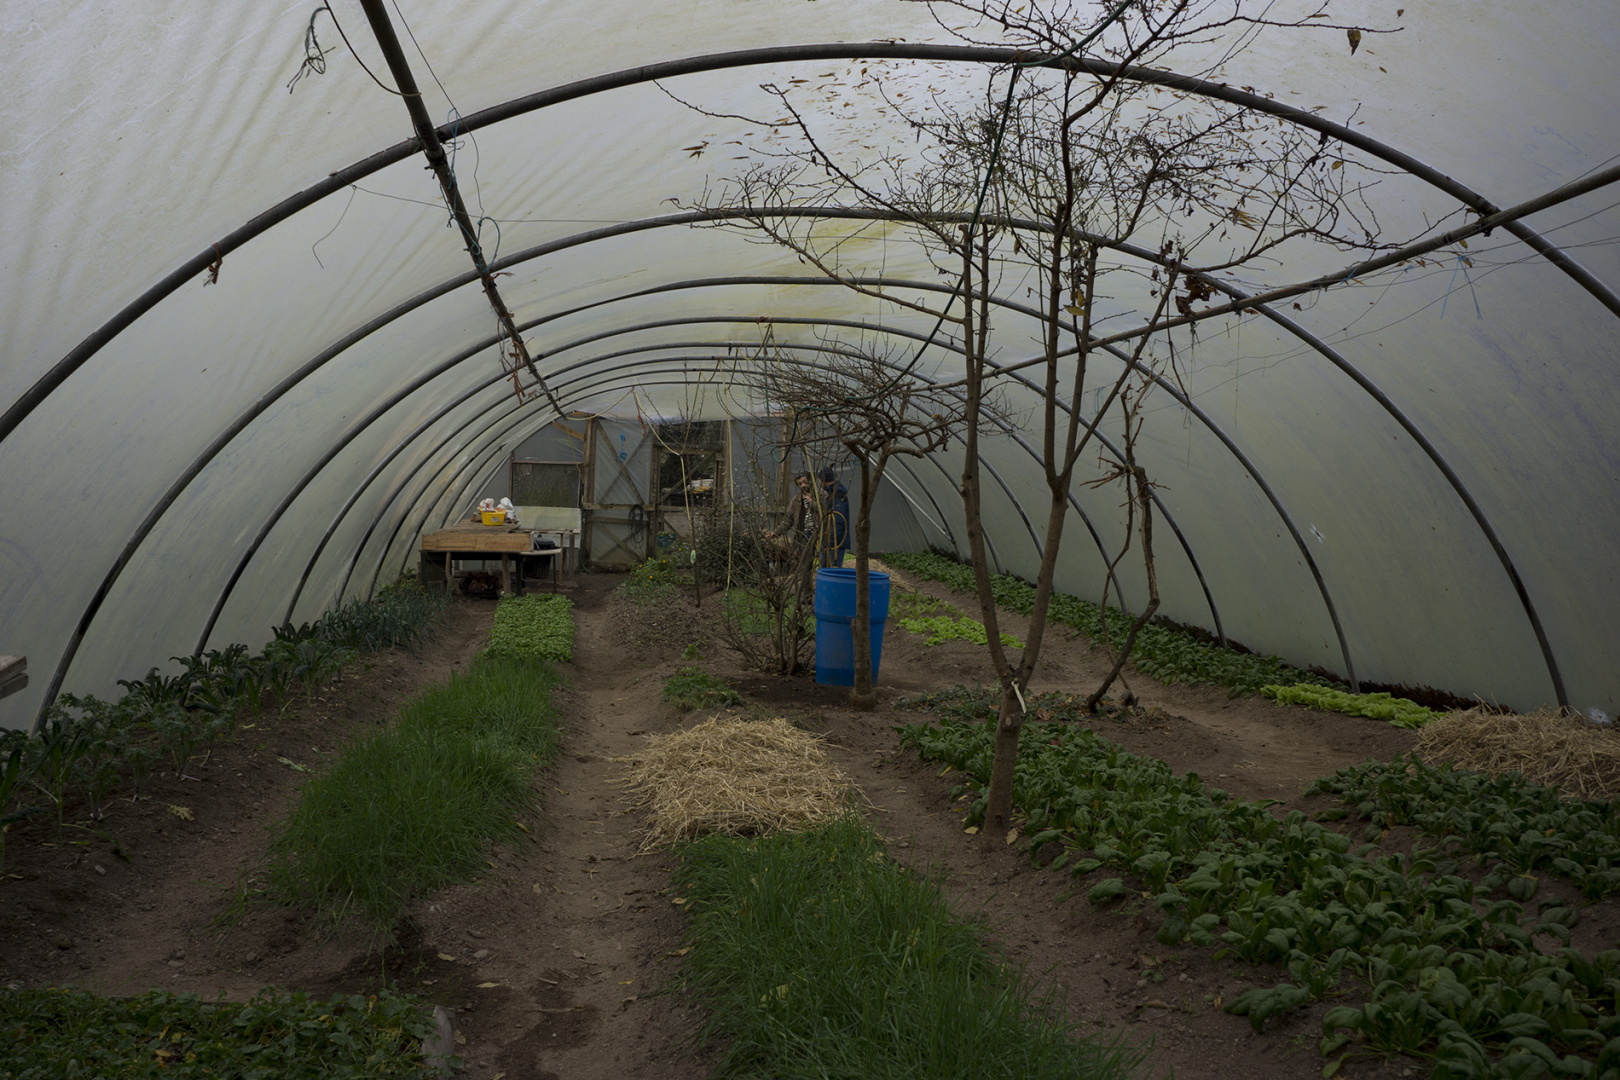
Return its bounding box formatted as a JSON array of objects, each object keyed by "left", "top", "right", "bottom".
[
  {"left": 621, "top": 555, "right": 684, "bottom": 601},
  {"left": 662, "top": 667, "right": 744, "bottom": 713}
]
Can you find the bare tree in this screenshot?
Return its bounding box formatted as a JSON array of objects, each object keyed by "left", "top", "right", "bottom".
[
  {"left": 747, "top": 337, "right": 965, "bottom": 708},
  {"left": 683, "top": 0, "right": 1391, "bottom": 843}
]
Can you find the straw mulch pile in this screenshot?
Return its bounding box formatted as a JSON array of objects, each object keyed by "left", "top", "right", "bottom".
[
  {"left": 1415, "top": 706, "right": 1620, "bottom": 801},
  {"left": 617, "top": 716, "right": 854, "bottom": 849}
]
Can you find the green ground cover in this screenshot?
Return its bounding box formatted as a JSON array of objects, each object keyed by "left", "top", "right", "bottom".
[
  {"left": 672, "top": 816, "right": 1144, "bottom": 1080},
  {"left": 1263, "top": 685, "right": 1439, "bottom": 728},
  {"left": 897, "top": 712, "right": 1620, "bottom": 1077},
  {"left": 0, "top": 986, "right": 438, "bottom": 1079},
  {"left": 484, "top": 593, "right": 575, "bottom": 662},
  {"left": 899, "top": 614, "right": 1023, "bottom": 648},
  {"left": 880, "top": 551, "right": 1335, "bottom": 695},
  {"left": 1, "top": 581, "right": 448, "bottom": 873}
]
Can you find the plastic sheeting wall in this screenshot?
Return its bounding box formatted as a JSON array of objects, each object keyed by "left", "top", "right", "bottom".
[{"left": 1, "top": 0, "right": 1617, "bottom": 728}]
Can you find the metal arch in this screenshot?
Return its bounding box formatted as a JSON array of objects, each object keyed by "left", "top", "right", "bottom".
[
  {"left": 26, "top": 288, "right": 483, "bottom": 721},
  {"left": 265, "top": 298, "right": 1101, "bottom": 636},
  {"left": 214, "top": 281, "right": 1226, "bottom": 697},
  {"left": 526, "top": 309, "right": 1210, "bottom": 624},
  {"left": 444, "top": 44, "right": 1620, "bottom": 318},
  {"left": 520, "top": 324, "right": 1356, "bottom": 680},
  {"left": 15, "top": 52, "right": 1604, "bottom": 715},
  {"left": 1091, "top": 359, "right": 1361, "bottom": 690},
  {"left": 337, "top": 396, "right": 530, "bottom": 607},
  {"left": 34, "top": 200, "right": 1597, "bottom": 715},
  {"left": 1157, "top": 276, "right": 1561, "bottom": 699},
  {"left": 882, "top": 455, "right": 959, "bottom": 552},
  {"left": 29, "top": 176, "right": 1611, "bottom": 710},
  {"left": 354, "top": 361, "right": 987, "bottom": 599},
  {"left": 355, "top": 356, "right": 1013, "bottom": 601},
  {"left": 281, "top": 375, "right": 515, "bottom": 626},
  {"left": 474, "top": 224, "right": 1603, "bottom": 698},
  {"left": 534, "top": 337, "right": 1333, "bottom": 672},
  {"left": 11, "top": 38, "right": 1615, "bottom": 455},
  {"left": 196, "top": 361, "right": 515, "bottom": 653},
  {"left": 28, "top": 244, "right": 1255, "bottom": 719},
  {"left": 421, "top": 336, "right": 1087, "bottom": 596}
]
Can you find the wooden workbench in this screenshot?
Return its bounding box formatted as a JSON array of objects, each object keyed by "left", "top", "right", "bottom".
[{"left": 420, "top": 521, "right": 567, "bottom": 595}]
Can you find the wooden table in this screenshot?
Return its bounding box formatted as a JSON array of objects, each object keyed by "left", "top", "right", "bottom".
[{"left": 420, "top": 522, "right": 568, "bottom": 595}]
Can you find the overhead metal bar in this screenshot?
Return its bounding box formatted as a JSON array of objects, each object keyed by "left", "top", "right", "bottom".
[
  {"left": 10, "top": 40, "right": 1616, "bottom": 457},
  {"left": 353, "top": 359, "right": 1012, "bottom": 604},
  {"left": 505, "top": 310, "right": 1207, "bottom": 622},
  {"left": 352, "top": 0, "right": 561, "bottom": 415},
  {"left": 37, "top": 169, "right": 1596, "bottom": 715},
  {"left": 15, "top": 188, "right": 1601, "bottom": 709}
]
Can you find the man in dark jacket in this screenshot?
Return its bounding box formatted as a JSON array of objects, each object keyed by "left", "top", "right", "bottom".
[{"left": 817, "top": 466, "right": 850, "bottom": 568}]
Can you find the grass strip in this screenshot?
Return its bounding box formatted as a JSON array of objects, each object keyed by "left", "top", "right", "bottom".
[
  {"left": 661, "top": 667, "right": 744, "bottom": 712},
  {"left": 881, "top": 550, "right": 1334, "bottom": 695},
  {"left": 484, "top": 594, "right": 574, "bottom": 662},
  {"left": 671, "top": 816, "right": 1144, "bottom": 1080},
  {"left": 0, "top": 986, "right": 437, "bottom": 1079},
  {"left": 898, "top": 714, "right": 1620, "bottom": 1075},
  {"left": 267, "top": 656, "right": 560, "bottom": 930},
  {"left": 1262, "top": 684, "right": 1439, "bottom": 728}
]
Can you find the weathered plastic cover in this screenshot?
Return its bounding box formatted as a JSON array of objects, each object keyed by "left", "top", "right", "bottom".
[{"left": 1, "top": 0, "right": 1616, "bottom": 727}]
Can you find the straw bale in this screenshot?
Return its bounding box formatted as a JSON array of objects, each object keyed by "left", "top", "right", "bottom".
[
  {"left": 1414, "top": 706, "right": 1620, "bottom": 801},
  {"left": 617, "top": 716, "right": 854, "bottom": 849}
]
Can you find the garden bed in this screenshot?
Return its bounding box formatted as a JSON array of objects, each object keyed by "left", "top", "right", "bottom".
[{"left": 5, "top": 567, "right": 1611, "bottom": 1079}]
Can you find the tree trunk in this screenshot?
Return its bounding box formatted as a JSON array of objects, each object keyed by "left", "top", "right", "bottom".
[
  {"left": 980, "top": 683, "right": 1025, "bottom": 841},
  {"left": 849, "top": 453, "right": 877, "bottom": 711}
]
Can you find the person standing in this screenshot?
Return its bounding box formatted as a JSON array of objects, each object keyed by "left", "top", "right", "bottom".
[
  {"left": 769, "top": 471, "right": 817, "bottom": 544},
  {"left": 817, "top": 466, "right": 850, "bottom": 568}
]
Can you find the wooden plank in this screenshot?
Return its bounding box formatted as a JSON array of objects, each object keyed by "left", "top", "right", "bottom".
[
  {"left": 0, "top": 655, "right": 25, "bottom": 701},
  {"left": 420, "top": 525, "right": 532, "bottom": 553}
]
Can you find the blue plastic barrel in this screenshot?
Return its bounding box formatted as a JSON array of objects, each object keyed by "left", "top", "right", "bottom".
[{"left": 814, "top": 567, "right": 891, "bottom": 686}]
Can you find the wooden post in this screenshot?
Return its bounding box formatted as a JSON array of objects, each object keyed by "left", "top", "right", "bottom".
[{"left": 500, "top": 553, "right": 511, "bottom": 596}]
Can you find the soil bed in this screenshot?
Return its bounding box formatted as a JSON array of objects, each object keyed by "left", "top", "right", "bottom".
[{"left": 2, "top": 567, "right": 1592, "bottom": 1080}]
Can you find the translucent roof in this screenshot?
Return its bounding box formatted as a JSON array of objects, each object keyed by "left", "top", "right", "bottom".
[{"left": 2, "top": 0, "right": 1617, "bottom": 728}]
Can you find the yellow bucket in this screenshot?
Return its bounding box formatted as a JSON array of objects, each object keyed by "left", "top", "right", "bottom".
[{"left": 480, "top": 509, "right": 506, "bottom": 526}]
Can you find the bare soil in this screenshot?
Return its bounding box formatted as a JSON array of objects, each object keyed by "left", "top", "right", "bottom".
[{"left": 3, "top": 567, "right": 1608, "bottom": 1079}]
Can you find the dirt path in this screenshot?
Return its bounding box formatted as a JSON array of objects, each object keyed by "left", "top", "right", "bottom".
[{"left": 398, "top": 578, "right": 709, "bottom": 1080}]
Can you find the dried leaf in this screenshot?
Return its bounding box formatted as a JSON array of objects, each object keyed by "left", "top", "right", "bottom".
[
  {"left": 166, "top": 804, "right": 194, "bottom": 821},
  {"left": 1347, "top": 28, "right": 1362, "bottom": 54}
]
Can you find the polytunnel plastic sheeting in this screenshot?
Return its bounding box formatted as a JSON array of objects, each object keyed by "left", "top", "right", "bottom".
[{"left": 2, "top": 0, "right": 1618, "bottom": 729}]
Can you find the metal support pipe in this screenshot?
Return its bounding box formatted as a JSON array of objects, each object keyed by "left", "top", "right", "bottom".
[{"left": 353, "top": 0, "right": 560, "bottom": 413}]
